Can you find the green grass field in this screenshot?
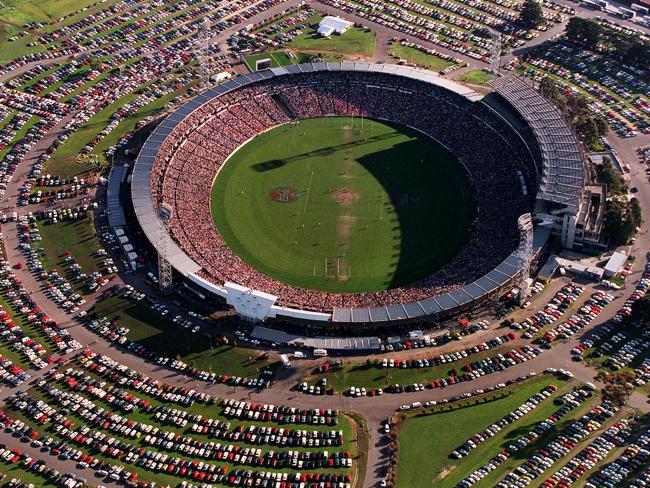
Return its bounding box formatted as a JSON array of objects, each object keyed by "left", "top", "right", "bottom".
[
  {"left": 459, "top": 70, "right": 494, "bottom": 85},
  {"left": 395, "top": 376, "right": 581, "bottom": 488},
  {"left": 390, "top": 44, "right": 457, "bottom": 71},
  {"left": 304, "top": 347, "right": 505, "bottom": 391},
  {"left": 93, "top": 295, "right": 277, "bottom": 377},
  {"left": 244, "top": 51, "right": 299, "bottom": 71},
  {"left": 211, "top": 117, "right": 475, "bottom": 293},
  {"left": 36, "top": 216, "right": 104, "bottom": 276},
  {"left": 0, "top": 0, "right": 111, "bottom": 60},
  {"left": 244, "top": 50, "right": 345, "bottom": 72},
  {"left": 13, "top": 380, "right": 362, "bottom": 488},
  {"left": 289, "top": 15, "right": 375, "bottom": 57}
]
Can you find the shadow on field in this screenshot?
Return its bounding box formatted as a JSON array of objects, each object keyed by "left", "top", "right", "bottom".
[
  {"left": 251, "top": 131, "right": 401, "bottom": 172},
  {"left": 353, "top": 136, "right": 476, "bottom": 289}
]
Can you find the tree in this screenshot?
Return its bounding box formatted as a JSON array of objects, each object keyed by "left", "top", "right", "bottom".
[
  {"left": 539, "top": 76, "right": 562, "bottom": 104},
  {"left": 594, "top": 116, "right": 609, "bottom": 138},
  {"left": 520, "top": 0, "right": 545, "bottom": 28},
  {"left": 631, "top": 295, "right": 650, "bottom": 327},
  {"left": 630, "top": 197, "right": 642, "bottom": 228},
  {"left": 604, "top": 199, "right": 636, "bottom": 246},
  {"left": 566, "top": 94, "right": 590, "bottom": 122},
  {"left": 565, "top": 17, "right": 602, "bottom": 50},
  {"left": 566, "top": 17, "right": 585, "bottom": 43},
  {"left": 596, "top": 371, "right": 636, "bottom": 407},
  {"left": 583, "top": 20, "right": 603, "bottom": 49},
  {"left": 576, "top": 116, "right": 600, "bottom": 150},
  {"left": 565, "top": 94, "right": 606, "bottom": 150},
  {"left": 596, "top": 156, "right": 626, "bottom": 195},
  {"left": 625, "top": 41, "right": 650, "bottom": 66}
]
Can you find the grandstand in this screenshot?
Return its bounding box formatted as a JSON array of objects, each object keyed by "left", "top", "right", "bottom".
[
  {"left": 131, "top": 63, "right": 588, "bottom": 327},
  {"left": 488, "top": 76, "right": 603, "bottom": 251}
]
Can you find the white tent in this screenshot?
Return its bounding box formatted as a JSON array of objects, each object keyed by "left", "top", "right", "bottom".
[{"left": 317, "top": 16, "right": 353, "bottom": 37}]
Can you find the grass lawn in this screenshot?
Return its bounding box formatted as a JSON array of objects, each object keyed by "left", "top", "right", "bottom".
[
  {"left": 45, "top": 78, "right": 187, "bottom": 177},
  {"left": 459, "top": 70, "right": 494, "bottom": 85},
  {"left": 212, "top": 116, "right": 475, "bottom": 293},
  {"left": 92, "top": 84, "right": 189, "bottom": 161},
  {"left": 0, "top": 0, "right": 112, "bottom": 61},
  {"left": 289, "top": 15, "right": 375, "bottom": 57},
  {"left": 36, "top": 216, "right": 104, "bottom": 277},
  {"left": 305, "top": 348, "right": 504, "bottom": 391},
  {"left": 244, "top": 51, "right": 299, "bottom": 70},
  {"left": 395, "top": 376, "right": 576, "bottom": 488},
  {"left": 0, "top": 460, "right": 58, "bottom": 487},
  {"left": 0, "top": 298, "right": 38, "bottom": 369},
  {"left": 244, "top": 50, "right": 346, "bottom": 71},
  {"left": 0, "top": 116, "right": 39, "bottom": 162},
  {"left": 390, "top": 44, "right": 456, "bottom": 71},
  {"left": 0, "top": 293, "right": 52, "bottom": 359},
  {"left": 44, "top": 90, "right": 140, "bottom": 178},
  {"left": 582, "top": 326, "right": 648, "bottom": 373},
  {"left": 92, "top": 295, "right": 276, "bottom": 377}
]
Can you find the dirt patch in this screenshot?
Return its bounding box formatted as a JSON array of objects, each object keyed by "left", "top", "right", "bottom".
[
  {"left": 331, "top": 214, "right": 357, "bottom": 282},
  {"left": 436, "top": 465, "right": 456, "bottom": 481},
  {"left": 337, "top": 214, "right": 356, "bottom": 241},
  {"left": 270, "top": 186, "right": 301, "bottom": 202},
  {"left": 331, "top": 187, "right": 359, "bottom": 206}
]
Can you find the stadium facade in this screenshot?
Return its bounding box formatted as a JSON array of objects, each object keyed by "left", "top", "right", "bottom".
[{"left": 131, "top": 62, "right": 596, "bottom": 327}]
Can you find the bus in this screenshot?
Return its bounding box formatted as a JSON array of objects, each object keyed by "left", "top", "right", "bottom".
[
  {"left": 617, "top": 7, "right": 636, "bottom": 18},
  {"left": 580, "top": 0, "right": 601, "bottom": 9}
]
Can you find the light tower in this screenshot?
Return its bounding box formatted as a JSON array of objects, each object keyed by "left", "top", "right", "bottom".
[
  {"left": 195, "top": 18, "right": 212, "bottom": 91},
  {"left": 515, "top": 213, "right": 534, "bottom": 301},
  {"left": 489, "top": 28, "right": 502, "bottom": 76},
  {"left": 157, "top": 203, "right": 173, "bottom": 292}
]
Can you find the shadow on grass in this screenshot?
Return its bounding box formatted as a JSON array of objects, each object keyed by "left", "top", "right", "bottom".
[{"left": 93, "top": 295, "right": 275, "bottom": 376}]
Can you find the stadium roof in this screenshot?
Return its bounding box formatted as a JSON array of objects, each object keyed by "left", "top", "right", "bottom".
[
  {"left": 490, "top": 75, "right": 584, "bottom": 212},
  {"left": 251, "top": 326, "right": 381, "bottom": 351},
  {"left": 107, "top": 164, "right": 128, "bottom": 228},
  {"left": 331, "top": 224, "right": 552, "bottom": 323}
]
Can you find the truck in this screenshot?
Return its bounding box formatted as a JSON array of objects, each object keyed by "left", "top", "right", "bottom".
[
  {"left": 280, "top": 354, "right": 291, "bottom": 368},
  {"left": 408, "top": 330, "right": 423, "bottom": 340}
]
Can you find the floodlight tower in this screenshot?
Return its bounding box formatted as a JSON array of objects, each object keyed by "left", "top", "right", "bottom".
[
  {"left": 515, "top": 213, "right": 534, "bottom": 300},
  {"left": 157, "top": 203, "right": 173, "bottom": 292},
  {"left": 489, "top": 28, "right": 502, "bottom": 76},
  {"left": 195, "top": 18, "right": 212, "bottom": 91}
]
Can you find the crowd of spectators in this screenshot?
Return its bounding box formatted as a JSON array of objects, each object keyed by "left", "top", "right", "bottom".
[{"left": 149, "top": 70, "right": 540, "bottom": 312}]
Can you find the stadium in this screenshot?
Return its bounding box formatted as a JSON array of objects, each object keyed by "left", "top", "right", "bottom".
[{"left": 131, "top": 62, "right": 586, "bottom": 327}]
